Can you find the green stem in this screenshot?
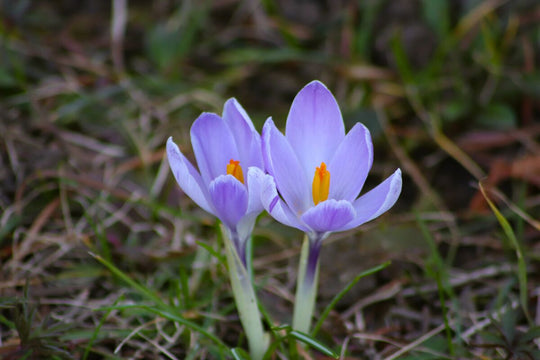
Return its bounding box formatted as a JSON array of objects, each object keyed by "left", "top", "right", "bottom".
[
  {"left": 221, "top": 225, "right": 267, "bottom": 360},
  {"left": 245, "top": 234, "right": 254, "bottom": 284},
  {"left": 292, "top": 233, "right": 323, "bottom": 333}
]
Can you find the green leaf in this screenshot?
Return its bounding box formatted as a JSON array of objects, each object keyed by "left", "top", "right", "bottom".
[
  {"left": 354, "top": 0, "right": 383, "bottom": 57},
  {"left": 520, "top": 326, "right": 540, "bottom": 343},
  {"left": 146, "top": 24, "right": 186, "bottom": 70},
  {"left": 441, "top": 99, "right": 471, "bottom": 123},
  {"left": 195, "top": 240, "right": 225, "bottom": 263},
  {"left": 479, "top": 331, "right": 506, "bottom": 346},
  {"left": 145, "top": 1, "right": 208, "bottom": 71},
  {"left": 479, "top": 182, "right": 530, "bottom": 322},
  {"left": 90, "top": 252, "right": 229, "bottom": 349},
  {"left": 231, "top": 348, "right": 249, "bottom": 360},
  {"left": 500, "top": 308, "right": 518, "bottom": 344},
  {"left": 98, "top": 304, "right": 228, "bottom": 350},
  {"left": 390, "top": 35, "right": 415, "bottom": 84},
  {"left": 90, "top": 252, "right": 166, "bottom": 307},
  {"left": 519, "top": 71, "right": 540, "bottom": 96},
  {"left": 288, "top": 330, "right": 338, "bottom": 358},
  {"left": 0, "top": 215, "right": 21, "bottom": 244},
  {"left": 82, "top": 295, "right": 123, "bottom": 360},
  {"left": 476, "top": 104, "right": 516, "bottom": 130},
  {"left": 0, "top": 66, "right": 17, "bottom": 87},
  {"left": 420, "top": 0, "right": 450, "bottom": 40}
]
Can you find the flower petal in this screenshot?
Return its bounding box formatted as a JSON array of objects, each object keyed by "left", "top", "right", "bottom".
[
  {"left": 328, "top": 123, "right": 373, "bottom": 201},
  {"left": 245, "top": 166, "right": 266, "bottom": 215},
  {"left": 344, "top": 169, "right": 402, "bottom": 230},
  {"left": 166, "top": 137, "right": 214, "bottom": 215},
  {"left": 262, "top": 118, "right": 311, "bottom": 214},
  {"left": 260, "top": 172, "right": 309, "bottom": 232},
  {"left": 191, "top": 112, "right": 239, "bottom": 185},
  {"left": 208, "top": 175, "right": 248, "bottom": 229},
  {"left": 301, "top": 199, "right": 356, "bottom": 233},
  {"left": 285, "top": 81, "right": 345, "bottom": 177},
  {"left": 229, "top": 167, "right": 268, "bottom": 251},
  {"left": 236, "top": 212, "right": 257, "bottom": 247},
  {"left": 223, "top": 98, "right": 264, "bottom": 169}
]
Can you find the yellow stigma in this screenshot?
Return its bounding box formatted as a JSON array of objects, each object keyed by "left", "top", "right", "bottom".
[
  {"left": 226, "top": 159, "right": 244, "bottom": 184},
  {"left": 312, "top": 162, "right": 330, "bottom": 205}
]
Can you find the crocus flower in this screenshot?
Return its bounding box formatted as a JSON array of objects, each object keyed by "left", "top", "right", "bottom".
[
  {"left": 167, "top": 99, "right": 267, "bottom": 359},
  {"left": 166, "top": 98, "right": 265, "bottom": 264},
  {"left": 260, "top": 80, "right": 402, "bottom": 332}
]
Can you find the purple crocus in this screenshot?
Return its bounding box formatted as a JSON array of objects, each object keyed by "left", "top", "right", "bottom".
[
  {"left": 260, "top": 80, "right": 402, "bottom": 332},
  {"left": 167, "top": 98, "right": 269, "bottom": 358},
  {"left": 166, "top": 98, "right": 265, "bottom": 264}
]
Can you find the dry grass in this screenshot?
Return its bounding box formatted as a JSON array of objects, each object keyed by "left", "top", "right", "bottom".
[{"left": 1, "top": 0, "right": 539, "bottom": 359}]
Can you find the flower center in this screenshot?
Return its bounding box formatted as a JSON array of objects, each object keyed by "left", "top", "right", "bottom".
[
  {"left": 226, "top": 159, "right": 244, "bottom": 184},
  {"left": 312, "top": 162, "right": 330, "bottom": 205}
]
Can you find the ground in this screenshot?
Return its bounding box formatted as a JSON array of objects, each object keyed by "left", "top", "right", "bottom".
[{"left": 0, "top": 0, "right": 539, "bottom": 359}]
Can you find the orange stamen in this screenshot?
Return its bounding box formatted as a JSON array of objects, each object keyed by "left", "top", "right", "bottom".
[
  {"left": 226, "top": 159, "right": 244, "bottom": 184},
  {"left": 312, "top": 162, "right": 330, "bottom": 205}
]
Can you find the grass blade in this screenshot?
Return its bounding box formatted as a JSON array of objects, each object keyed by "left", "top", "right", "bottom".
[
  {"left": 90, "top": 252, "right": 166, "bottom": 307},
  {"left": 289, "top": 330, "right": 338, "bottom": 358},
  {"left": 91, "top": 251, "right": 231, "bottom": 350},
  {"left": 231, "top": 348, "right": 248, "bottom": 360},
  {"left": 96, "top": 304, "right": 228, "bottom": 350},
  {"left": 82, "top": 295, "right": 123, "bottom": 360},
  {"left": 479, "top": 181, "right": 530, "bottom": 322}
]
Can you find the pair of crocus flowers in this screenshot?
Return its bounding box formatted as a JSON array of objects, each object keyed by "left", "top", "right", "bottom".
[{"left": 166, "top": 80, "right": 402, "bottom": 350}]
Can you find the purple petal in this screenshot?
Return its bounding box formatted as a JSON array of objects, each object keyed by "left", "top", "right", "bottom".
[
  {"left": 260, "top": 172, "right": 309, "bottom": 232},
  {"left": 245, "top": 166, "right": 265, "bottom": 215},
  {"left": 223, "top": 98, "right": 264, "bottom": 169},
  {"left": 344, "top": 169, "right": 402, "bottom": 230},
  {"left": 261, "top": 117, "right": 274, "bottom": 175},
  {"left": 208, "top": 175, "right": 248, "bottom": 229},
  {"left": 231, "top": 167, "right": 266, "bottom": 254},
  {"left": 285, "top": 81, "right": 345, "bottom": 178},
  {"left": 328, "top": 123, "right": 373, "bottom": 201},
  {"left": 191, "top": 113, "right": 239, "bottom": 185},
  {"left": 262, "top": 119, "right": 311, "bottom": 214},
  {"left": 301, "top": 199, "right": 356, "bottom": 233},
  {"left": 166, "top": 137, "right": 215, "bottom": 215},
  {"left": 236, "top": 212, "right": 257, "bottom": 246}
]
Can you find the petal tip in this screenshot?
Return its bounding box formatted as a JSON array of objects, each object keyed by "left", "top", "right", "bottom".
[
  {"left": 225, "top": 97, "right": 238, "bottom": 105},
  {"left": 298, "top": 80, "right": 332, "bottom": 97},
  {"left": 166, "top": 136, "right": 179, "bottom": 155},
  {"left": 224, "top": 97, "right": 244, "bottom": 115},
  {"left": 193, "top": 112, "right": 222, "bottom": 127},
  {"left": 392, "top": 168, "right": 403, "bottom": 184},
  {"left": 393, "top": 168, "right": 403, "bottom": 191},
  {"left": 263, "top": 117, "right": 275, "bottom": 129},
  {"left": 305, "top": 79, "right": 328, "bottom": 90},
  {"left": 262, "top": 117, "right": 278, "bottom": 142}
]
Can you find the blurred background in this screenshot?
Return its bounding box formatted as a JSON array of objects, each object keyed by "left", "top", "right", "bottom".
[{"left": 1, "top": 0, "right": 539, "bottom": 358}]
